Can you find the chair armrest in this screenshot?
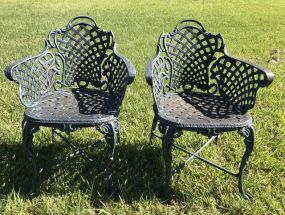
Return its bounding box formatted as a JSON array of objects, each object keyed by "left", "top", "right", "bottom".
[
  {"left": 146, "top": 53, "right": 160, "bottom": 86},
  {"left": 210, "top": 54, "right": 274, "bottom": 112},
  {"left": 120, "top": 55, "right": 136, "bottom": 84},
  {"left": 4, "top": 57, "right": 31, "bottom": 82},
  {"left": 3, "top": 47, "right": 61, "bottom": 107},
  {"left": 145, "top": 58, "right": 154, "bottom": 86},
  {"left": 239, "top": 59, "right": 274, "bottom": 87}
]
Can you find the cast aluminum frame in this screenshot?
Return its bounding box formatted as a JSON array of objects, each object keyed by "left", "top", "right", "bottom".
[
  {"left": 146, "top": 19, "right": 274, "bottom": 201},
  {"left": 5, "top": 16, "right": 136, "bottom": 194}
]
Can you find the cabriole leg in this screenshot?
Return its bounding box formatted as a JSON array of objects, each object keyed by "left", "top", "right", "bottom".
[
  {"left": 238, "top": 126, "right": 255, "bottom": 200},
  {"left": 98, "top": 121, "right": 118, "bottom": 195},
  {"left": 22, "top": 120, "right": 39, "bottom": 195},
  {"left": 162, "top": 125, "right": 174, "bottom": 202},
  {"left": 106, "top": 121, "right": 118, "bottom": 195}
]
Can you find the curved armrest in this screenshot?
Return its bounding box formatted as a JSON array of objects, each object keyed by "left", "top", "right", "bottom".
[
  {"left": 239, "top": 58, "right": 274, "bottom": 87},
  {"left": 145, "top": 58, "right": 154, "bottom": 86},
  {"left": 4, "top": 57, "right": 32, "bottom": 82},
  {"left": 102, "top": 51, "right": 136, "bottom": 103},
  {"left": 145, "top": 53, "right": 160, "bottom": 86},
  {"left": 113, "top": 47, "right": 136, "bottom": 85},
  {"left": 3, "top": 47, "right": 61, "bottom": 107},
  {"left": 120, "top": 55, "right": 136, "bottom": 84},
  {"left": 210, "top": 54, "right": 274, "bottom": 112}
]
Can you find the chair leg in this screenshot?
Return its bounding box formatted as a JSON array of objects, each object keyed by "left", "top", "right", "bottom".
[
  {"left": 117, "top": 121, "right": 121, "bottom": 144},
  {"left": 162, "top": 125, "right": 174, "bottom": 202},
  {"left": 22, "top": 120, "right": 39, "bottom": 195},
  {"left": 103, "top": 121, "right": 118, "bottom": 195},
  {"left": 238, "top": 126, "right": 255, "bottom": 200},
  {"left": 150, "top": 115, "right": 158, "bottom": 144}
]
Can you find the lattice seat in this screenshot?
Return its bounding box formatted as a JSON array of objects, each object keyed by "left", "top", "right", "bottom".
[
  {"left": 25, "top": 89, "right": 117, "bottom": 124},
  {"left": 4, "top": 16, "right": 135, "bottom": 195},
  {"left": 146, "top": 19, "right": 274, "bottom": 201},
  {"left": 157, "top": 92, "right": 251, "bottom": 129}
]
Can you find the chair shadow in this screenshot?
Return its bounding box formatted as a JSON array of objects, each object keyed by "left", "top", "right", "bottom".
[
  {"left": 179, "top": 92, "right": 240, "bottom": 118},
  {"left": 0, "top": 141, "right": 32, "bottom": 194},
  {"left": 0, "top": 138, "right": 168, "bottom": 205}
]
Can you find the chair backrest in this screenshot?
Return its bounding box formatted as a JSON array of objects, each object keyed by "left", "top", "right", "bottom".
[
  {"left": 51, "top": 16, "right": 115, "bottom": 89},
  {"left": 5, "top": 16, "right": 130, "bottom": 107},
  {"left": 149, "top": 20, "right": 274, "bottom": 112},
  {"left": 52, "top": 16, "right": 130, "bottom": 102},
  {"left": 157, "top": 20, "right": 224, "bottom": 92}
]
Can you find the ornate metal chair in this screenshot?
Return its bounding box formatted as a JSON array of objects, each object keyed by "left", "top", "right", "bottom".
[
  {"left": 4, "top": 16, "right": 135, "bottom": 194},
  {"left": 146, "top": 20, "right": 274, "bottom": 201}
]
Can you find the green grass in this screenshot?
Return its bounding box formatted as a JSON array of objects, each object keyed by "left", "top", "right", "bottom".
[{"left": 0, "top": 0, "right": 285, "bottom": 214}]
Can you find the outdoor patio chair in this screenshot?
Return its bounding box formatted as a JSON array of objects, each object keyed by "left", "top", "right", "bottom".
[
  {"left": 146, "top": 19, "right": 274, "bottom": 201},
  {"left": 4, "top": 16, "right": 135, "bottom": 194}
]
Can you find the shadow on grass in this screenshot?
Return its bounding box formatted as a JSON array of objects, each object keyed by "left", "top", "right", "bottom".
[{"left": 0, "top": 138, "right": 173, "bottom": 205}]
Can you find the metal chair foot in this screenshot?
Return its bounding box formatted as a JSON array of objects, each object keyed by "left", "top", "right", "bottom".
[{"left": 161, "top": 189, "right": 171, "bottom": 204}]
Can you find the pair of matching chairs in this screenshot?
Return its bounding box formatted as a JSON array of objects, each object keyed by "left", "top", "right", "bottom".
[{"left": 4, "top": 16, "right": 273, "bottom": 200}]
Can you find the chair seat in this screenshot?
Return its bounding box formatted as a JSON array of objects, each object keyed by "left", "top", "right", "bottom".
[
  {"left": 24, "top": 89, "right": 118, "bottom": 124},
  {"left": 157, "top": 92, "right": 251, "bottom": 129}
]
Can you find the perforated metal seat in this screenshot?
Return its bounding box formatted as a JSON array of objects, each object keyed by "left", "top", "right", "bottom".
[
  {"left": 25, "top": 89, "right": 117, "bottom": 124},
  {"left": 4, "top": 16, "right": 135, "bottom": 195},
  {"left": 146, "top": 19, "right": 274, "bottom": 201},
  {"left": 157, "top": 92, "right": 251, "bottom": 129}
]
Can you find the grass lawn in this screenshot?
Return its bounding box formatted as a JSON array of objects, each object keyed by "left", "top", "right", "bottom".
[{"left": 0, "top": 0, "right": 284, "bottom": 214}]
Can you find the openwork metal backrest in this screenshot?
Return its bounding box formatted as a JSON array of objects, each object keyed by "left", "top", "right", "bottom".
[
  {"left": 52, "top": 17, "right": 115, "bottom": 88},
  {"left": 5, "top": 16, "right": 131, "bottom": 108},
  {"left": 163, "top": 20, "right": 224, "bottom": 91},
  {"left": 149, "top": 20, "right": 224, "bottom": 106},
  {"left": 147, "top": 19, "right": 274, "bottom": 112}
]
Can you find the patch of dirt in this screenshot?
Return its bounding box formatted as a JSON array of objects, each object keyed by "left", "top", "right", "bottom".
[{"left": 268, "top": 49, "right": 285, "bottom": 64}]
